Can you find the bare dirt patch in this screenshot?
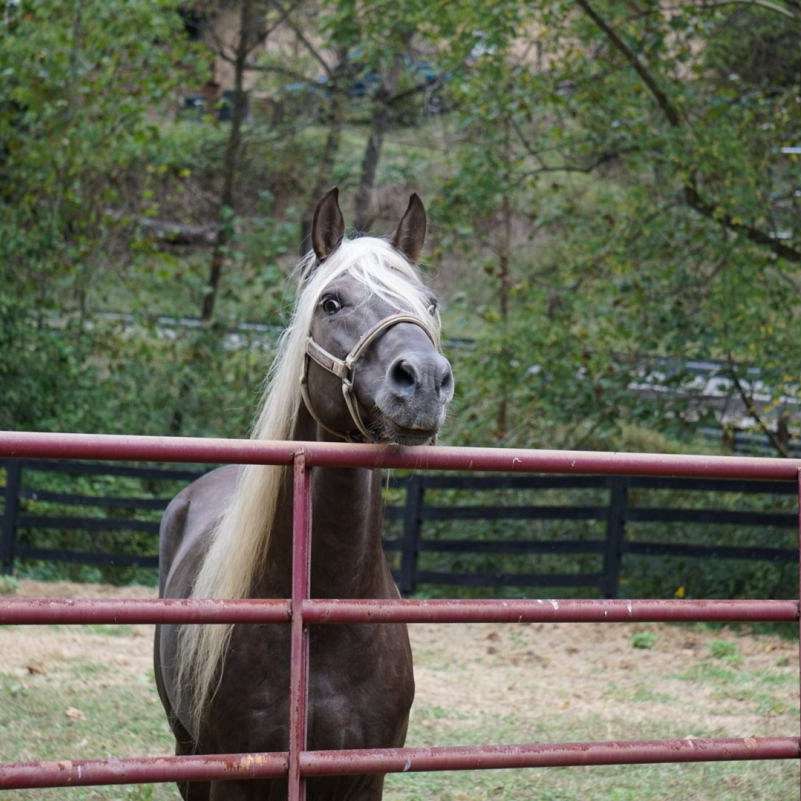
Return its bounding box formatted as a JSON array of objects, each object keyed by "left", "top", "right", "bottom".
[
  {"left": 2, "top": 581, "right": 156, "bottom": 686},
  {"left": 3, "top": 580, "right": 797, "bottom": 732},
  {"left": 410, "top": 619, "right": 797, "bottom": 740},
  {"left": 14, "top": 580, "right": 156, "bottom": 599}
]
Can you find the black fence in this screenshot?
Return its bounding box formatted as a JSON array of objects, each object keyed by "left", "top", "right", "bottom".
[
  {"left": 1, "top": 460, "right": 798, "bottom": 597},
  {"left": 384, "top": 473, "right": 797, "bottom": 597},
  {"left": 0, "top": 459, "right": 200, "bottom": 574}
]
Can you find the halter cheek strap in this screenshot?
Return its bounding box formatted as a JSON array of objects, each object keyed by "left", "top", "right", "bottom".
[{"left": 300, "top": 312, "right": 437, "bottom": 442}]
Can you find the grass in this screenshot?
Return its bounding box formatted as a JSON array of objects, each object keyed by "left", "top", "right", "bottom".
[
  {"left": 709, "top": 640, "right": 741, "bottom": 662},
  {"left": 631, "top": 630, "right": 657, "bottom": 649},
  {"left": 0, "top": 665, "right": 172, "bottom": 800},
  {"left": 0, "top": 582, "right": 799, "bottom": 800}
]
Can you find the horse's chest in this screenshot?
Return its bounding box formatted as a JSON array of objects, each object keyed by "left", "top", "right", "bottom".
[
  {"left": 219, "top": 624, "right": 413, "bottom": 752},
  {"left": 308, "top": 624, "right": 414, "bottom": 748},
  {"left": 308, "top": 648, "right": 412, "bottom": 749}
]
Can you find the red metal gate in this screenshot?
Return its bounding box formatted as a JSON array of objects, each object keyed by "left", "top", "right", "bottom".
[{"left": 0, "top": 430, "right": 800, "bottom": 798}]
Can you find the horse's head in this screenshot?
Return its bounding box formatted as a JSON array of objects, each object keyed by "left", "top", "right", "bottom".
[{"left": 299, "top": 188, "right": 454, "bottom": 445}]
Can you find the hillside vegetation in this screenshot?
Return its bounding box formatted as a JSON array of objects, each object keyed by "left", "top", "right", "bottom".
[{"left": 2, "top": 0, "right": 800, "bottom": 451}]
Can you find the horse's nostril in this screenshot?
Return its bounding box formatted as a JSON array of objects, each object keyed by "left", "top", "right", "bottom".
[
  {"left": 436, "top": 357, "right": 453, "bottom": 398},
  {"left": 390, "top": 358, "right": 418, "bottom": 392}
]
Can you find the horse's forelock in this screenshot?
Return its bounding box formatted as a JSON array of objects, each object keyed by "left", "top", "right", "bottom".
[{"left": 297, "top": 237, "right": 438, "bottom": 340}]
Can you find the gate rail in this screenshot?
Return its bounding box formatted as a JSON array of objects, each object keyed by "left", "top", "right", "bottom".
[{"left": 0, "top": 430, "right": 800, "bottom": 800}]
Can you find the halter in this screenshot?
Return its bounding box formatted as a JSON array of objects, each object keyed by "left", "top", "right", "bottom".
[{"left": 300, "top": 312, "right": 437, "bottom": 442}]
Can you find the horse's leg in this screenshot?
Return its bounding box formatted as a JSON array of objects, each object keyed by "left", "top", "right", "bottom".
[
  {"left": 207, "top": 776, "right": 384, "bottom": 801},
  {"left": 172, "top": 731, "right": 209, "bottom": 801},
  {"left": 295, "top": 775, "right": 386, "bottom": 801},
  {"left": 208, "top": 779, "right": 279, "bottom": 800},
  {"left": 312, "top": 775, "right": 385, "bottom": 801},
  {"left": 320, "top": 775, "right": 386, "bottom": 801},
  {"left": 153, "top": 628, "right": 210, "bottom": 800},
  {"left": 353, "top": 775, "right": 386, "bottom": 801}
]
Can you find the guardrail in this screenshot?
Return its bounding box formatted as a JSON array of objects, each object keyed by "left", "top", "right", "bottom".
[{"left": 0, "top": 431, "right": 800, "bottom": 798}]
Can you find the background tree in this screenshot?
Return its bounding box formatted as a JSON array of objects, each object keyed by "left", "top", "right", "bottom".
[
  {"left": 4, "top": 0, "right": 801, "bottom": 594},
  {"left": 2, "top": 0, "right": 799, "bottom": 454}
]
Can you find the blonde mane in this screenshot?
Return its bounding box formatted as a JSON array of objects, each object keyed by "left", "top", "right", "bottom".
[{"left": 177, "top": 237, "right": 440, "bottom": 735}]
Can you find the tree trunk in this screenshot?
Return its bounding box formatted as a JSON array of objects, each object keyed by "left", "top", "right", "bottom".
[
  {"left": 353, "top": 42, "right": 410, "bottom": 232},
  {"left": 202, "top": 0, "right": 252, "bottom": 323},
  {"left": 495, "top": 113, "right": 513, "bottom": 441},
  {"left": 496, "top": 192, "right": 512, "bottom": 441},
  {"left": 170, "top": 0, "right": 253, "bottom": 434},
  {"left": 777, "top": 412, "right": 791, "bottom": 453},
  {"left": 299, "top": 51, "right": 348, "bottom": 254}
]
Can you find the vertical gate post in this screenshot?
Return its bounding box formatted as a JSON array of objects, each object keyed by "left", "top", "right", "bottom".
[
  {"left": 602, "top": 478, "right": 627, "bottom": 599},
  {"left": 288, "top": 453, "right": 312, "bottom": 801},
  {"left": 1, "top": 461, "right": 21, "bottom": 575},
  {"left": 796, "top": 469, "right": 800, "bottom": 801},
  {"left": 400, "top": 475, "right": 424, "bottom": 596}
]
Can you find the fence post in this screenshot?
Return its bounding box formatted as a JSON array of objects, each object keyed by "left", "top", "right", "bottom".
[
  {"left": 602, "top": 477, "right": 627, "bottom": 598},
  {"left": 1, "top": 461, "right": 21, "bottom": 575},
  {"left": 400, "top": 475, "right": 424, "bottom": 596}
]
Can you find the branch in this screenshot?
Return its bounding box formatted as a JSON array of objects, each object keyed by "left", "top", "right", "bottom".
[
  {"left": 576, "top": 0, "right": 801, "bottom": 263},
  {"left": 575, "top": 0, "right": 681, "bottom": 127},
  {"left": 521, "top": 152, "right": 622, "bottom": 177},
  {"left": 726, "top": 356, "right": 789, "bottom": 457},
  {"left": 626, "top": 0, "right": 801, "bottom": 21},
  {"left": 257, "top": 0, "right": 303, "bottom": 42},
  {"left": 268, "top": 0, "right": 334, "bottom": 78},
  {"left": 683, "top": 181, "right": 801, "bottom": 262},
  {"left": 207, "top": 24, "right": 235, "bottom": 64},
  {"left": 207, "top": 1, "right": 301, "bottom": 64},
  {"left": 696, "top": 0, "right": 801, "bottom": 19},
  {"left": 511, "top": 115, "right": 630, "bottom": 175},
  {"left": 243, "top": 60, "right": 319, "bottom": 85},
  {"left": 387, "top": 75, "right": 444, "bottom": 106},
  {"left": 214, "top": 48, "right": 319, "bottom": 89}
]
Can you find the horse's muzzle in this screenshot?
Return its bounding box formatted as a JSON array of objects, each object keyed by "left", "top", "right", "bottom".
[{"left": 378, "top": 350, "right": 454, "bottom": 435}]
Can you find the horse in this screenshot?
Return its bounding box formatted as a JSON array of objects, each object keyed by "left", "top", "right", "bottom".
[{"left": 154, "top": 188, "right": 454, "bottom": 801}]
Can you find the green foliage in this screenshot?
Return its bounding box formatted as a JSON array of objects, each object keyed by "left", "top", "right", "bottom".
[
  {"left": 3, "top": 0, "right": 801, "bottom": 592},
  {"left": 0, "top": 576, "right": 19, "bottom": 595},
  {"left": 434, "top": 0, "right": 801, "bottom": 449},
  {"left": 0, "top": 296, "right": 100, "bottom": 432},
  {"left": 1, "top": 0, "right": 202, "bottom": 306}
]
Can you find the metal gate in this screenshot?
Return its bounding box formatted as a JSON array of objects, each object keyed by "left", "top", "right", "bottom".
[{"left": 0, "top": 430, "right": 799, "bottom": 799}]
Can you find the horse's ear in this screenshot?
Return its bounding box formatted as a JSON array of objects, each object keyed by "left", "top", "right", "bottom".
[
  {"left": 311, "top": 187, "right": 345, "bottom": 262},
  {"left": 391, "top": 193, "right": 427, "bottom": 263}
]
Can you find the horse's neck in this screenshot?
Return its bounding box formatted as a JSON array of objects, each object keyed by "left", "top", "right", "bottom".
[{"left": 259, "top": 405, "right": 386, "bottom": 599}]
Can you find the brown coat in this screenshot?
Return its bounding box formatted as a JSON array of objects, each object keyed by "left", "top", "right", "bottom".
[{"left": 154, "top": 409, "right": 415, "bottom": 801}]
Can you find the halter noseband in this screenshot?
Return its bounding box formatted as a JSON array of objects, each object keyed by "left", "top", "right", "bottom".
[{"left": 300, "top": 312, "right": 437, "bottom": 442}]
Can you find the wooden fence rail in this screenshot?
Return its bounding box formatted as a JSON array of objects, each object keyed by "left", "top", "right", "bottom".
[{"left": 1, "top": 460, "right": 797, "bottom": 597}]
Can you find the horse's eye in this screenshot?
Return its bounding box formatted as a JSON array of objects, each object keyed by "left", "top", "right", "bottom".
[
  {"left": 427, "top": 300, "right": 438, "bottom": 316},
  {"left": 322, "top": 296, "right": 341, "bottom": 315}
]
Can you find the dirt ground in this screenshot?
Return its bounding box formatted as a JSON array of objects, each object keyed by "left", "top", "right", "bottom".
[{"left": 1, "top": 581, "right": 799, "bottom": 800}]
